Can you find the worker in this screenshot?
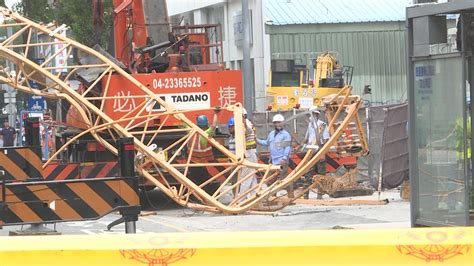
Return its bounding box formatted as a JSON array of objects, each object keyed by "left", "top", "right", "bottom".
[
  {"left": 190, "top": 108, "right": 220, "bottom": 163},
  {"left": 227, "top": 117, "right": 236, "bottom": 154},
  {"left": 0, "top": 121, "right": 16, "bottom": 147},
  {"left": 243, "top": 108, "right": 249, "bottom": 120},
  {"left": 301, "top": 106, "right": 330, "bottom": 199},
  {"left": 225, "top": 113, "right": 258, "bottom": 200},
  {"left": 240, "top": 108, "right": 258, "bottom": 199},
  {"left": 257, "top": 114, "right": 294, "bottom": 198},
  {"left": 187, "top": 109, "right": 220, "bottom": 187},
  {"left": 243, "top": 108, "right": 257, "bottom": 151}
]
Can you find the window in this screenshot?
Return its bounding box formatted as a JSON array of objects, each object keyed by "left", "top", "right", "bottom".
[{"left": 271, "top": 72, "right": 300, "bottom": 87}]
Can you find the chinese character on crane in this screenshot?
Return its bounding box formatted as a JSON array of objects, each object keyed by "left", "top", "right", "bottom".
[
  {"left": 113, "top": 91, "right": 136, "bottom": 112},
  {"left": 218, "top": 86, "right": 237, "bottom": 107}
]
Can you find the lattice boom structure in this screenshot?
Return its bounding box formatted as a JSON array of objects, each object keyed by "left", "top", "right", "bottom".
[{"left": 0, "top": 8, "right": 367, "bottom": 214}]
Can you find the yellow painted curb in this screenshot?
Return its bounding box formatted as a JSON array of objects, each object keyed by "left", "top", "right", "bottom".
[{"left": 0, "top": 227, "right": 473, "bottom": 265}]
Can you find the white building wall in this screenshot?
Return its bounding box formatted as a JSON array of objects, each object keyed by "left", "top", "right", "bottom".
[{"left": 167, "top": 0, "right": 270, "bottom": 111}]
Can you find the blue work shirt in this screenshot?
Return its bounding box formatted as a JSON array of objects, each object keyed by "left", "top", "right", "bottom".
[{"left": 257, "top": 129, "right": 291, "bottom": 165}]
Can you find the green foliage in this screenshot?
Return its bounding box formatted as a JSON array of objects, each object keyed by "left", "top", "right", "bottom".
[
  {"left": 12, "top": 0, "right": 55, "bottom": 24},
  {"left": 14, "top": 0, "right": 113, "bottom": 49},
  {"left": 56, "top": 0, "right": 114, "bottom": 49}
]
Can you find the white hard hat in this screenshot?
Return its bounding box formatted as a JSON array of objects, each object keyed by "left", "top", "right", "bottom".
[
  {"left": 309, "top": 106, "right": 320, "bottom": 114},
  {"left": 272, "top": 114, "right": 285, "bottom": 122},
  {"left": 243, "top": 108, "right": 248, "bottom": 115}
]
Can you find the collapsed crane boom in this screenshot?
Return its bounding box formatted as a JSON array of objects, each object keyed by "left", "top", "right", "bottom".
[{"left": 0, "top": 8, "right": 366, "bottom": 214}]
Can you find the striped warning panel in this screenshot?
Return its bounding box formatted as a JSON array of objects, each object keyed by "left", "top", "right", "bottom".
[
  {"left": 43, "top": 162, "right": 80, "bottom": 180},
  {"left": 78, "top": 162, "right": 119, "bottom": 179},
  {"left": 0, "top": 146, "right": 43, "bottom": 181},
  {"left": 0, "top": 177, "right": 139, "bottom": 225},
  {"left": 44, "top": 162, "right": 119, "bottom": 180}
]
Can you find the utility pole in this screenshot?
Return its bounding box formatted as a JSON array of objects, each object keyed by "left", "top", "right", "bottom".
[{"left": 242, "top": 0, "right": 254, "bottom": 114}]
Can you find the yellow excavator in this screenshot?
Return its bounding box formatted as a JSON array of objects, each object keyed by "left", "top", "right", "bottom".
[{"left": 267, "top": 52, "right": 353, "bottom": 110}]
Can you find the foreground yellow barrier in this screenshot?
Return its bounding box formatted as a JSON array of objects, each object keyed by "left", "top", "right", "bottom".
[{"left": 0, "top": 227, "right": 473, "bottom": 265}]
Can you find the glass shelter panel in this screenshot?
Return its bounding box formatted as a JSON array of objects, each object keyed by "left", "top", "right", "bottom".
[{"left": 414, "top": 57, "right": 467, "bottom": 226}]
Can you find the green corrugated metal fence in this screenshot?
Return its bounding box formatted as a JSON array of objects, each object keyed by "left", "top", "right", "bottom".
[{"left": 269, "top": 29, "right": 407, "bottom": 105}]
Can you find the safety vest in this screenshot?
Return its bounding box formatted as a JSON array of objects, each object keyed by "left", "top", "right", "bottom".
[
  {"left": 189, "top": 129, "right": 215, "bottom": 162},
  {"left": 455, "top": 117, "right": 471, "bottom": 160},
  {"left": 245, "top": 119, "right": 257, "bottom": 149}
]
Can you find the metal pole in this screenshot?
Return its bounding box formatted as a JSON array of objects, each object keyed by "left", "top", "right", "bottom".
[
  {"left": 242, "top": 0, "right": 254, "bottom": 113},
  {"left": 117, "top": 137, "right": 138, "bottom": 234},
  {"left": 125, "top": 220, "right": 136, "bottom": 234},
  {"left": 406, "top": 16, "right": 418, "bottom": 227},
  {"left": 118, "top": 137, "right": 135, "bottom": 177}
]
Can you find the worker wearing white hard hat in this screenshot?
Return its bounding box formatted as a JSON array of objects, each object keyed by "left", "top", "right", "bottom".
[
  {"left": 303, "top": 107, "right": 329, "bottom": 146},
  {"left": 308, "top": 106, "right": 320, "bottom": 114},
  {"left": 257, "top": 114, "right": 294, "bottom": 198},
  {"left": 242, "top": 108, "right": 256, "bottom": 150},
  {"left": 238, "top": 107, "right": 258, "bottom": 200},
  {"left": 301, "top": 106, "right": 330, "bottom": 199}
]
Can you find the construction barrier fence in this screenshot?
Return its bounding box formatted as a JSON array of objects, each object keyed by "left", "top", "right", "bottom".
[
  {"left": 0, "top": 146, "right": 43, "bottom": 181},
  {"left": 0, "top": 227, "right": 472, "bottom": 265},
  {"left": 0, "top": 177, "right": 140, "bottom": 225},
  {"left": 43, "top": 162, "right": 120, "bottom": 180}
]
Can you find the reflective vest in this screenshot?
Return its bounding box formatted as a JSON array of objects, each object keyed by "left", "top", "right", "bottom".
[
  {"left": 245, "top": 119, "right": 257, "bottom": 149},
  {"left": 189, "top": 128, "right": 215, "bottom": 162}
]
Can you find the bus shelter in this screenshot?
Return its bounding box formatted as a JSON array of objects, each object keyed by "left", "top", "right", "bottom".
[{"left": 407, "top": 0, "right": 474, "bottom": 226}]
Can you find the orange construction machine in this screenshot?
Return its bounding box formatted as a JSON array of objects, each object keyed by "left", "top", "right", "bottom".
[
  {"left": 105, "top": 0, "right": 241, "bottom": 128},
  {"left": 60, "top": 0, "right": 242, "bottom": 187}
]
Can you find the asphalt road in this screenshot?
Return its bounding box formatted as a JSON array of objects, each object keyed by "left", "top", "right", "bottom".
[{"left": 0, "top": 190, "right": 410, "bottom": 236}]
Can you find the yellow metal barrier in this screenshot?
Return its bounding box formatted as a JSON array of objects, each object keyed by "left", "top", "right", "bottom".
[{"left": 0, "top": 227, "right": 473, "bottom": 265}]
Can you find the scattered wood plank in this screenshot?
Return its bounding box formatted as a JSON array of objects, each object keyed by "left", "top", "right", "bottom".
[
  {"left": 139, "top": 211, "right": 158, "bottom": 217},
  {"left": 292, "top": 198, "right": 389, "bottom": 206}
]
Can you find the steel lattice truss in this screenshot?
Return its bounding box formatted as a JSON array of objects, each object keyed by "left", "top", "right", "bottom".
[{"left": 0, "top": 8, "right": 367, "bottom": 214}]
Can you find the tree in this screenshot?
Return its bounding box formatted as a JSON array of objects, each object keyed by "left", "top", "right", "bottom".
[
  {"left": 12, "top": 0, "right": 55, "bottom": 24},
  {"left": 56, "top": 0, "right": 113, "bottom": 49},
  {"left": 14, "top": 0, "right": 113, "bottom": 50},
  {"left": 11, "top": 0, "right": 114, "bottom": 116}
]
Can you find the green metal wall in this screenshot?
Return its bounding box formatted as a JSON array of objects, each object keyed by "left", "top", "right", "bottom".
[{"left": 268, "top": 23, "right": 407, "bottom": 105}]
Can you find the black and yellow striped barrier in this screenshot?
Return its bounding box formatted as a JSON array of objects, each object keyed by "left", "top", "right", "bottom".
[
  {"left": 43, "top": 161, "right": 120, "bottom": 180},
  {"left": 0, "top": 177, "right": 139, "bottom": 225},
  {"left": 0, "top": 227, "right": 472, "bottom": 265},
  {"left": 0, "top": 146, "right": 42, "bottom": 181}
]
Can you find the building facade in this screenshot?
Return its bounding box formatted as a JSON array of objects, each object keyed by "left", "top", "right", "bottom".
[
  {"left": 168, "top": 0, "right": 270, "bottom": 111},
  {"left": 168, "top": 0, "right": 411, "bottom": 108}
]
